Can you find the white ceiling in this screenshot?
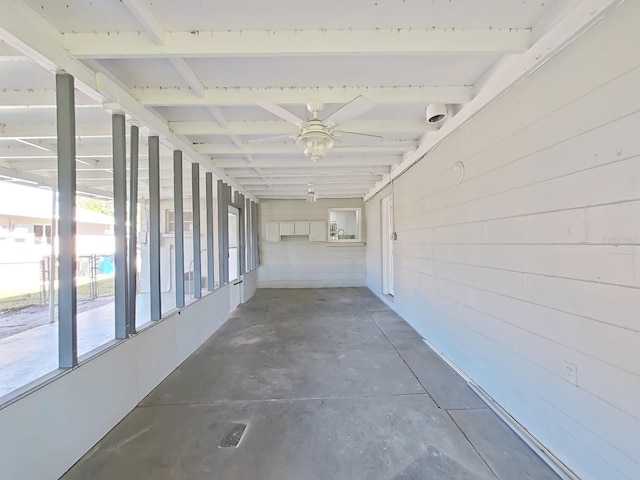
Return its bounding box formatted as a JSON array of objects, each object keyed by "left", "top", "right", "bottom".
[{"left": 0, "top": 0, "right": 616, "bottom": 200}]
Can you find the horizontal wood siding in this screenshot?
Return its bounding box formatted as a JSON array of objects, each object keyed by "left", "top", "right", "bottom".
[
  {"left": 366, "top": 3, "right": 640, "bottom": 479},
  {"left": 259, "top": 199, "right": 365, "bottom": 288},
  {"left": 365, "top": 184, "right": 390, "bottom": 295}
]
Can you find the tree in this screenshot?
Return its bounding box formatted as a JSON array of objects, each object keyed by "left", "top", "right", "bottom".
[{"left": 77, "top": 197, "right": 114, "bottom": 216}]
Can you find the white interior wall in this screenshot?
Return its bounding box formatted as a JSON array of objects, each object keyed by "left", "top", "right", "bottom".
[
  {"left": 259, "top": 199, "right": 365, "bottom": 288},
  {"left": 0, "top": 269, "right": 258, "bottom": 480},
  {"left": 366, "top": 3, "right": 640, "bottom": 479}
]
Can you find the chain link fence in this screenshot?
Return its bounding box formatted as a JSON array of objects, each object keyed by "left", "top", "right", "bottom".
[{"left": 0, "top": 255, "right": 115, "bottom": 314}]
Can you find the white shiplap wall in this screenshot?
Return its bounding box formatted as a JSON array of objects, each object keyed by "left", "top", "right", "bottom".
[
  {"left": 366, "top": 3, "right": 640, "bottom": 479},
  {"left": 365, "top": 184, "right": 391, "bottom": 294},
  {"left": 259, "top": 199, "right": 365, "bottom": 288}
]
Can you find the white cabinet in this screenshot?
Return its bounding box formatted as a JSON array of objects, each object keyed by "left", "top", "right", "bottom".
[
  {"left": 309, "top": 221, "right": 326, "bottom": 242},
  {"left": 265, "top": 220, "right": 326, "bottom": 242},
  {"left": 266, "top": 222, "right": 280, "bottom": 242},
  {"left": 294, "top": 221, "right": 310, "bottom": 235},
  {"left": 279, "top": 222, "right": 295, "bottom": 236}
]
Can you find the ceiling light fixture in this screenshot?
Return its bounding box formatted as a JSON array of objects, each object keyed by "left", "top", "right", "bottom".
[
  {"left": 295, "top": 123, "right": 335, "bottom": 162},
  {"left": 306, "top": 185, "right": 318, "bottom": 202}
]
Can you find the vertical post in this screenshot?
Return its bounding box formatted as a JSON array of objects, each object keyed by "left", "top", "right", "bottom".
[
  {"left": 174, "top": 151, "right": 185, "bottom": 308},
  {"left": 112, "top": 113, "right": 128, "bottom": 339},
  {"left": 148, "top": 136, "right": 161, "bottom": 321},
  {"left": 238, "top": 193, "right": 245, "bottom": 275},
  {"left": 128, "top": 124, "right": 139, "bottom": 334},
  {"left": 205, "top": 173, "right": 215, "bottom": 291},
  {"left": 48, "top": 188, "right": 57, "bottom": 324},
  {"left": 191, "top": 163, "right": 201, "bottom": 298},
  {"left": 217, "top": 180, "right": 226, "bottom": 286},
  {"left": 245, "top": 196, "right": 251, "bottom": 271},
  {"left": 226, "top": 185, "right": 232, "bottom": 282},
  {"left": 56, "top": 72, "right": 78, "bottom": 368},
  {"left": 253, "top": 201, "right": 259, "bottom": 269}
]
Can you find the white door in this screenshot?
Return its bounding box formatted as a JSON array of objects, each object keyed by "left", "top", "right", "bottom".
[
  {"left": 228, "top": 206, "right": 241, "bottom": 311},
  {"left": 381, "top": 195, "right": 394, "bottom": 296}
]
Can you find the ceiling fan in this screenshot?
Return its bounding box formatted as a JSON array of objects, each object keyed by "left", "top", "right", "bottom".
[{"left": 252, "top": 96, "right": 382, "bottom": 162}]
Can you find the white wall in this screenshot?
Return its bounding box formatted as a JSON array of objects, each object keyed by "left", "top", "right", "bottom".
[
  {"left": 0, "top": 268, "right": 258, "bottom": 480},
  {"left": 259, "top": 199, "right": 365, "bottom": 288},
  {"left": 366, "top": 3, "right": 640, "bottom": 479},
  {"left": 365, "top": 184, "right": 391, "bottom": 294}
]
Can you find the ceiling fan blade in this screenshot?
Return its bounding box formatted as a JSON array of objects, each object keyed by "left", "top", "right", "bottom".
[
  {"left": 322, "top": 96, "right": 375, "bottom": 127},
  {"left": 248, "top": 134, "right": 295, "bottom": 144},
  {"left": 333, "top": 130, "right": 382, "bottom": 146},
  {"left": 255, "top": 101, "right": 306, "bottom": 126}
]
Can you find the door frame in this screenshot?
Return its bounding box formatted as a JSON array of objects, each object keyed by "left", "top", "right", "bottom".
[
  {"left": 381, "top": 195, "right": 394, "bottom": 296},
  {"left": 227, "top": 204, "right": 242, "bottom": 310}
]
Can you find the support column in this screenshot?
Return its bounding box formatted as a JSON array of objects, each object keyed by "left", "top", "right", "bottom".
[
  {"left": 112, "top": 113, "right": 128, "bottom": 339},
  {"left": 217, "top": 180, "right": 227, "bottom": 286},
  {"left": 245, "top": 196, "right": 251, "bottom": 271},
  {"left": 238, "top": 193, "right": 246, "bottom": 275},
  {"left": 252, "top": 201, "right": 259, "bottom": 269},
  {"left": 205, "top": 173, "right": 215, "bottom": 291},
  {"left": 128, "top": 124, "right": 139, "bottom": 334},
  {"left": 148, "top": 136, "right": 161, "bottom": 321},
  {"left": 56, "top": 72, "right": 78, "bottom": 368},
  {"left": 174, "top": 151, "right": 185, "bottom": 308},
  {"left": 191, "top": 163, "right": 201, "bottom": 298},
  {"left": 226, "top": 185, "right": 232, "bottom": 283}
]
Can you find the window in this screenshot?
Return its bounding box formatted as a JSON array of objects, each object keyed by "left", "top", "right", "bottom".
[
  {"left": 328, "top": 208, "right": 362, "bottom": 242},
  {"left": 165, "top": 210, "right": 193, "bottom": 234},
  {"left": 33, "top": 224, "right": 52, "bottom": 244}
]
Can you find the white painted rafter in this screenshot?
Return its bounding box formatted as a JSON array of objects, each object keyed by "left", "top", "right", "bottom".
[
  {"left": 203, "top": 104, "right": 272, "bottom": 187},
  {"left": 0, "top": 0, "right": 257, "bottom": 201},
  {"left": 207, "top": 106, "right": 228, "bottom": 129},
  {"left": 63, "top": 28, "right": 531, "bottom": 59},
  {"left": 169, "top": 58, "right": 205, "bottom": 97},
  {"left": 169, "top": 119, "right": 427, "bottom": 136},
  {"left": 0, "top": 87, "right": 470, "bottom": 109},
  {"left": 238, "top": 175, "right": 382, "bottom": 185},
  {"left": 0, "top": 89, "right": 99, "bottom": 108},
  {"left": 0, "top": 123, "right": 112, "bottom": 139},
  {"left": 211, "top": 157, "right": 399, "bottom": 168},
  {"left": 257, "top": 193, "right": 363, "bottom": 199},
  {"left": 364, "top": 0, "right": 627, "bottom": 200},
  {"left": 0, "top": 165, "right": 111, "bottom": 197},
  {"left": 134, "top": 86, "right": 472, "bottom": 106},
  {"left": 121, "top": 0, "right": 165, "bottom": 45},
  {"left": 226, "top": 166, "right": 391, "bottom": 176},
  {"left": 249, "top": 182, "right": 373, "bottom": 194},
  {"left": 196, "top": 142, "right": 414, "bottom": 155}
]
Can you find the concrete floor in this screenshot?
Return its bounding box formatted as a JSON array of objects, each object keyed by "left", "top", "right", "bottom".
[{"left": 62, "top": 288, "right": 560, "bottom": 480}]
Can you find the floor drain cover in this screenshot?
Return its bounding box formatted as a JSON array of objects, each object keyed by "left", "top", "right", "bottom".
[{"left": 219, "top": 423, "right": 247, "bottom": 448}]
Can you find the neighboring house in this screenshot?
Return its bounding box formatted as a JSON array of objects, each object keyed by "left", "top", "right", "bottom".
[
  {"left": 0, "top": 182, "right": 115, "bottom": 292},
  {"left": 0, "top": 182, "right": 114, "bottom": 256}
]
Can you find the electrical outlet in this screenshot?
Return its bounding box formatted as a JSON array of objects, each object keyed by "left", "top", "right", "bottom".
[{"left": 565, "top": 361, "right": 578, "bottom": 386}]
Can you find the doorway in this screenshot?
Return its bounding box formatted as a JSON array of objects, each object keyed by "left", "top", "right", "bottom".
[{"left": 381, "top": 195, "right": 394, "bottom": 296}]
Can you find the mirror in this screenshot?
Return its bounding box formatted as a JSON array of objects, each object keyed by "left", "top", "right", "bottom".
[{"left": 328, "top": 208, "right": 362, "bottom": 242}]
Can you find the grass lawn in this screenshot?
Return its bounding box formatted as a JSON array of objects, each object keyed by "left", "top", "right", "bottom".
[{"left": 0, "top": 276, "right": 115, "bottom": 314}]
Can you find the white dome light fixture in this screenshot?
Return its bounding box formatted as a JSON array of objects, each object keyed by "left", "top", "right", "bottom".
[
  {"left": 426, "top": 103, "right": 448, "bottom": 125},
  {"left": 295, "top": 122, "right": 335, "bottom": 162},
  {"left": 306, "top": 185, "right": 318, "bottom": 202}
]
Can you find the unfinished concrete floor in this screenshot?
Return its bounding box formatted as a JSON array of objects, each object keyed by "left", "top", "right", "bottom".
[{"left": 62, "top": 288, "right": 560, "bottom": 480}]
